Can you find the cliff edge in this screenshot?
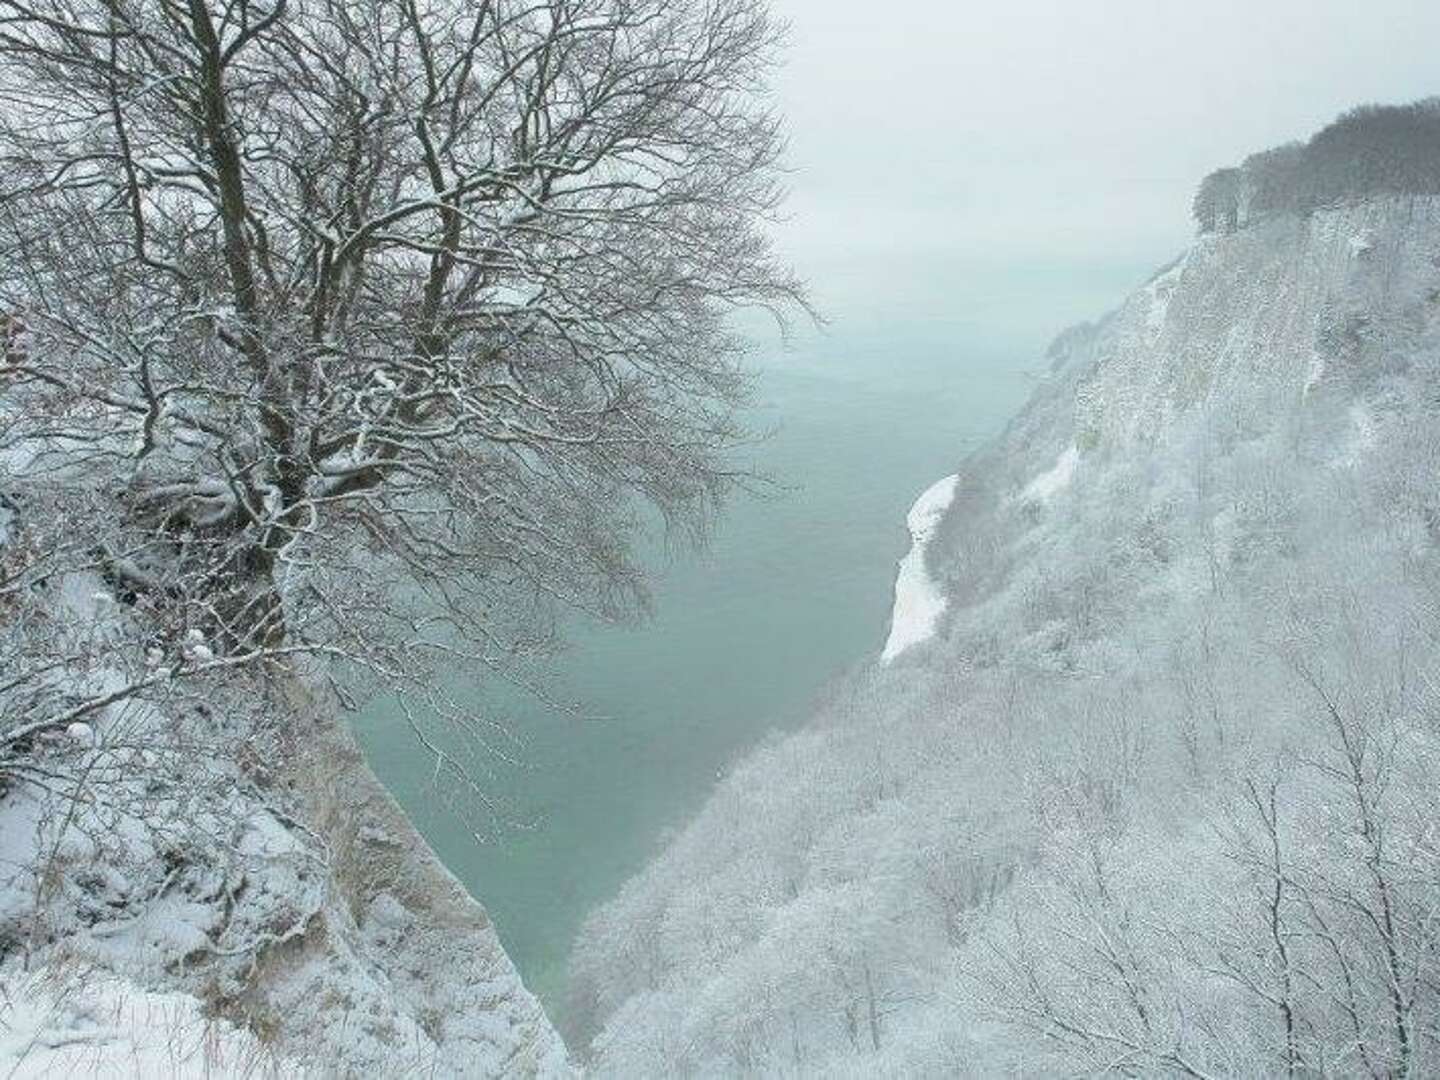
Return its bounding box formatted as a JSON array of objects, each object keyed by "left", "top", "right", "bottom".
[{"left": 0, "top": 658, "right": 569, "bottom": 1076}]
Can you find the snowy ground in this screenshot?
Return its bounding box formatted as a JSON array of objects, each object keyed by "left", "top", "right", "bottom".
[
  {"left": 0, "top": 968, "right": 281, "bottom": 1078},
  {"left": 881, "top": 474, "right": 959, "bottom": 663},
  {"left": 0, "top": 576, "right": 568, "bottom": 1077}
]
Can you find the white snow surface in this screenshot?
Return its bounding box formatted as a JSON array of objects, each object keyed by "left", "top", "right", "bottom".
[
  {"left": 1020, "top": 445, "right": 1079, "bottom": 504},
  {"left": 0, "top": 968, "right": 280, "bottom": 1078},
  {"left": 0, "top": 697, "right": 571, "bottom": 1078},
  {"left": 0, "top": 593, "right": 569, "bottom": 1078},
  {"left": 881, "top": 474, "right": 959, "bottom": 663}
]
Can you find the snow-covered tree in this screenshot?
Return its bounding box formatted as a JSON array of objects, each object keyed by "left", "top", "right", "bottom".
[
  {"left": 1193, "top": 167, "right": 1241, "bottom": 234},
  {"left": 0, "top": 0, "right": 799, "bottom": 776}
]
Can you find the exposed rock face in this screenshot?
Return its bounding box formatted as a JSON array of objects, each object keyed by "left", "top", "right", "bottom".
[
  {"left": 0, "top": 671, "right": 569, "bottom": 1077},
  {"left": 1072, "top": 198, "right": 1440, "bottom": 452},
  {"left": 242, "top": 693, "right": 572, "bottom": 1076}
]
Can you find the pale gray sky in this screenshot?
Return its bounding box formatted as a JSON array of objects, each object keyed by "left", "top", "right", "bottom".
[{"left": 768, "top": 0, "right": 1440, "bottom": 337}]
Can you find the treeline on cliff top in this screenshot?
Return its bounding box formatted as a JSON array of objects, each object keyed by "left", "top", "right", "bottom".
[{"left": 1194, "top": 98, "right": 1440, "bottom": 233}]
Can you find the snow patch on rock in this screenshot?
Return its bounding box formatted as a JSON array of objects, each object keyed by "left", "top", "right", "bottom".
[
  {"left": 1021, "top": 446, "right": 1079, "bottom": 504},
  {"left": 1303, "top": 352, "right": 1327, "bottom": 398},
  {"left": 1142, "top": 253, "right": 1188, "bottom": 338},
  {"left": 881, "top": 474, "right": 959, "bottom": 664},
  {"left": 1335, "top": 403, "right": 1378, "bottom": 468}
]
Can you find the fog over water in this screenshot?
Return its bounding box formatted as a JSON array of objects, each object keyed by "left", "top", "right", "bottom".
[{"left": 356, "top": 2, "right": 1440, "bottom": 1012}]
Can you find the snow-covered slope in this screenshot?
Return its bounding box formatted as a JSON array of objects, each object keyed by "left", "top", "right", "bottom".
[
  {"left": 0, "top": 649, "right": 568, "bottom": 1076},
  {"left": 0, "top": 969, "right": 277, "bottom": 1078},
  {"left": 567, "top": 189, "right": 1440, "bottom": 1075}
]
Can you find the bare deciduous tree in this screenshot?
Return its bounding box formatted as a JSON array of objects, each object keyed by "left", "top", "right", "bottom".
[{"left": 0, "top": 0, "right": 801, "bottom": 787}]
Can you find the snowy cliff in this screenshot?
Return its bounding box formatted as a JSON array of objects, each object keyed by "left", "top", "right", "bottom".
[
  {"left": 0, "top": 633, "right": 569, "bottom": 1076},
  {"left": 566, "top": 165, "right": 1440, "bottom": 1073}
]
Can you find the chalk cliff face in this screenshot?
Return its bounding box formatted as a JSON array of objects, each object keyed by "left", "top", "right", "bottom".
[
  {"left": 566, "top": 180, "right": 1440, "bottom": 1074},
  {"left": 1075, "top": 200, "right": 1438, "bottom": 451},
  {"left": 923, "top": 193, "right": 1440, "bottom": 656},
  {"left": 245, "top": 696, "right": 572, "bottom": 1076},
  {"left": 0, "top": 667, "right": 569, "bottom": 1076}
]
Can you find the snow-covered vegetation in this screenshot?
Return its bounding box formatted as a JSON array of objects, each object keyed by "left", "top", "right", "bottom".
[
  {"left": 568, "top": 115, "right": 1440, "bottom": 1075},
  {"left": 0, "top": 584, "right": 567, "bottom": 1074},
  {"left": 1195, "top": 98, "right": 1440, "bottom": 234}
]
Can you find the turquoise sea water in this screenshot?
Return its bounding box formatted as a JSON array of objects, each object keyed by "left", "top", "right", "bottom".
[{"left": 353, "top": 262, "right": 1153, "bottom": 1015}]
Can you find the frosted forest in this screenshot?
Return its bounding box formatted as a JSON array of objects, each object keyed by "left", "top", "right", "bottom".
[{"left": 571, "top": 116, "right": 1440, "bottom": 1072}]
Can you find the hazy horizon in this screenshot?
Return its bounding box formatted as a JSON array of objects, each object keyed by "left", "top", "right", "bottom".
[{"left": 770, "top": 0, "right": 1440, "bottom": 335}]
